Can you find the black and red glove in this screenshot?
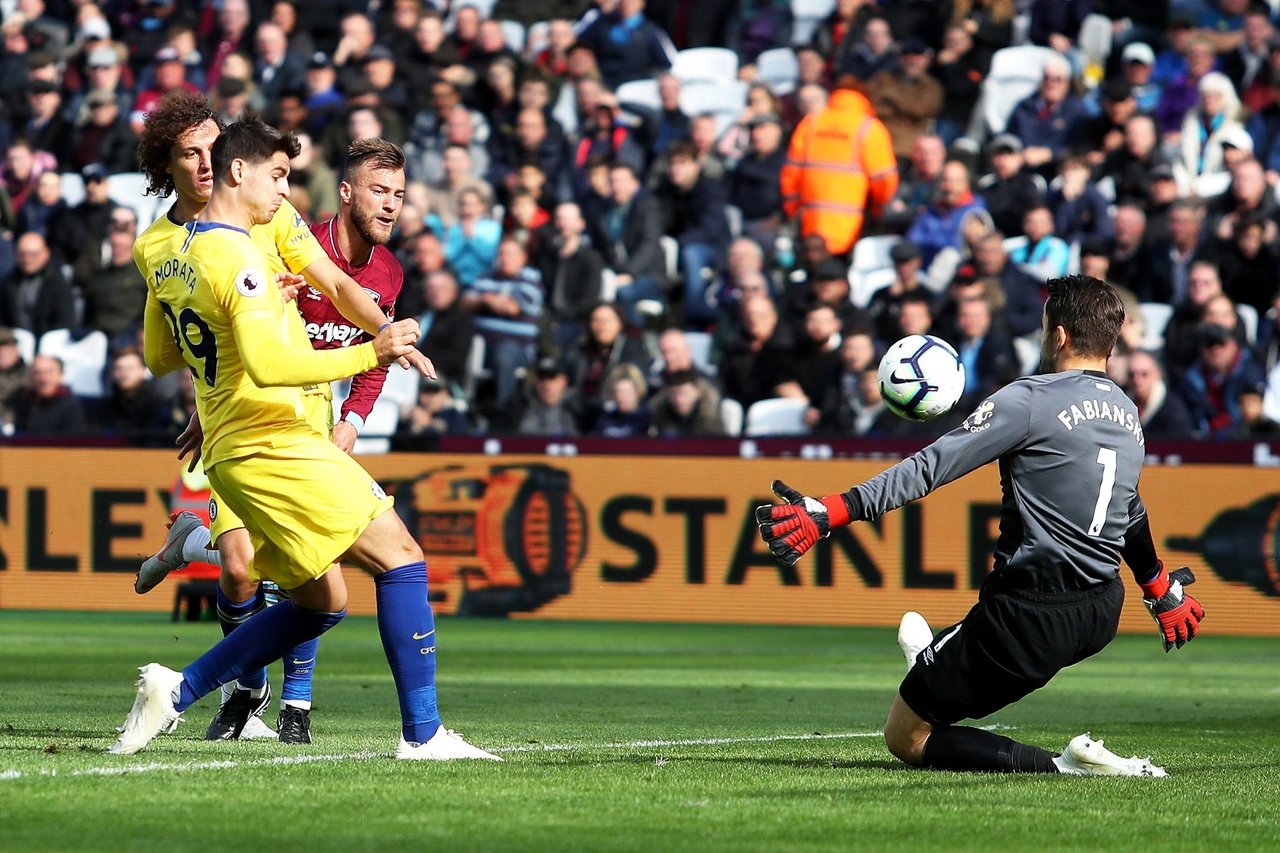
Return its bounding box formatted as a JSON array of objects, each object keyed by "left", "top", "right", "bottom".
[
  {"left": 755, "top": 480, "right": 852, "bottom": 566},
  {"left": 1139, "top": 563, "right": 1205, "bottom": 652}
]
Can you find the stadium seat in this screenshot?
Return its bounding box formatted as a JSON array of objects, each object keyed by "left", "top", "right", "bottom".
[
  {"left": 463, "top": 333, "right": 488, "bottom": 400},
  {"left": 352, "top": 397, "right": 399, "bottom": 455},
  {"left": 1078, "top": 14, "right": 1114, "bottom": 71},
  {"left": 672, "top": 47, "right": 739, "bottom": 85},
  {"left": 498, "top": 19, "right": 525, "bottom": 54},
  {"left": 678, "top": 80, "right": 748, "bottom": 119},
  {"left": 525, "top": 20, "right": 551, "bottom": 57},
  {"left": 720, "top": 397, "right": 744, "bottom": 437},
  {"left": 380, "top": 363, "right": 422, "bottom": 419},
  {"left": 755, "top": 47, "right": 799, "bottom": 95},
  {"left": 1139, "top": 302, "right": 1173, "bottom": 351},
  {"left": 790, "top": 0, "right": 836, "bottom": 46},
  {"left": 37, "top": 328, "right": 108, "bottom": 397},
  {"left": 684, "top": 330, "right": 714, "bottom": 375},
  {"left": 453, "top": 0, "right": 497, "bottom": 18},
  {"left": 660, "top": 235, "right": 679, "bottom": 281},
  {"left": 615, "top": 79, "right": 662, "bottom": 111},
  {"left": 1013, "top": 334, "right": 1041, "bottom": 376},
  {"left": 107, "top": 172, "right": 160, "bottom": 226},
  {"left": 744, "top": 397, "right": 811, "bottom": 436},
  {"left": 849, "top": 234, "right": 901, "bottom": 308},
  {"left": 59, "top": 172, "right": 84, "bottom": 206},
  {"left": 1238, "top": 303, "right": 1259, "bottom": 346},
  {"left": 981, "top": 46, "right": 1060, "bottom": 137},
  {"left": 12, "top": 327, "right": 35, "bottom": 365},
  {"left": 851, "top": 268, "right": 895, "bottom": 309},
  {"left": 725, "top": 204, "right": 743, "bottom": 239}
]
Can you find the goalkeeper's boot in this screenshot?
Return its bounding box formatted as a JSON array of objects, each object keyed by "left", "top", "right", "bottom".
[
  {"left": 1053, "top": 733, "right": 1168, "bottom": 777},
  {"left": 136, "top": 511, "right": 203, "bottom": 594},
  {"left": 277, "top": 706, "right": 312, "bottom": 745},
  {"left": 897, "top": 611, "right": 933, "bottom": 671},
  {"left": 109, "top": 663, "right": 185, "bottom": 755},
  {"left": 204, "top": 681, "right": 272, "bottom": 741},
  {"left": 396, "top": 728, "right": 503, "bottom": 761}
]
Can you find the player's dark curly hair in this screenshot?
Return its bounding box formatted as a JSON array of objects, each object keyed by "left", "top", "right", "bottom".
[
  {"left": 1045, "top": 274, "right": 1125, "bottom": 359},
  {"left": 137, "top": 91, "right": 223, "bottom": 197}
]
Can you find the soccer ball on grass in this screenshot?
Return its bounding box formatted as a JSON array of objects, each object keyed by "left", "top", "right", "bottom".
[{"left": 877, "top": 334, "right": 966, "bottom": 422}]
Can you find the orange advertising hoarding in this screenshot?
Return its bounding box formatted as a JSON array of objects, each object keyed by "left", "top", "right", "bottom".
[{"left": 1, "top": 448, "right": 1277, "bottom": 635}]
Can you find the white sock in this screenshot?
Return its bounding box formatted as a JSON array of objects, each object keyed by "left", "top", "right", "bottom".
[
  {"left": 180, "top": 525, "right": 221, "bottom": 566},
  {"left": 283, "top": 699, "right": 312, "bottom": 711},
  {"left": 242, "top": 685, "right": 268, "bottom": 700}
]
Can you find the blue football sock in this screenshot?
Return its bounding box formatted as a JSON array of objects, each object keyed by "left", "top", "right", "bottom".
[
  {"left": 215, "top": 585, "right": 267, "bottom": 691},
  {"left": 282, "top": 636, "right": 319, "bottom": 707},
  {"left": 374, "top": 562, "right": 441, "bottom": 744},
  {"left": 176, "top": 601, "right": 345, "bottom": 712}
]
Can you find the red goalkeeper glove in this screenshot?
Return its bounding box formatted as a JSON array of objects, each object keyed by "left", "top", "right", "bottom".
[
  {"left": 755, "top": 480, "right": 852, "bottom": 566},
  {"left": 1139, "top": 563, "right": 1205, "bottom": 652}
]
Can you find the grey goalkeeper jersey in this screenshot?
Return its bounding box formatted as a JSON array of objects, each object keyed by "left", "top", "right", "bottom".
[{"left": 850, "top": 370, "right": 1147, "bottom": 592}]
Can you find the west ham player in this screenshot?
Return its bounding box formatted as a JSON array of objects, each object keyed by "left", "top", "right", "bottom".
[
  {"left": 113, "top": 117, "right": 497, "bottom": 761},
  {"left": 757, "top": 275, "right": 1206, "bottom": 776},
  {"left": 132, "top": 93, "right": 427, "bottom": 744}
]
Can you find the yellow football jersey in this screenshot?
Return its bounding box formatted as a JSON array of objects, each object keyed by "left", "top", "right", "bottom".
[{"left": 143, "top": 220, "right": 376, "bottom": 467}]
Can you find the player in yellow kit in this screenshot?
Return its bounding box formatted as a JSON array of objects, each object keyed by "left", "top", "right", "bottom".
[{"left": 111, "top": 117, "right": 499, "bottom": 761}]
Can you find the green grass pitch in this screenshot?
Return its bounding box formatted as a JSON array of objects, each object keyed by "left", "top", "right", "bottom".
[{"left": 1, "top": 610, "right": 1278, "bottom": 852}]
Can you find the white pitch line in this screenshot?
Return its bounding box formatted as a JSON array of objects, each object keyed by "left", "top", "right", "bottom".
[{"left": 0, "top": 731, "right": 884, "bottom": 782}]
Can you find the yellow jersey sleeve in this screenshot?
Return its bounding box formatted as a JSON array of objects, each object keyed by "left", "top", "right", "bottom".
[{"left": 254, "top": 198, "right": 327, "bottom": 275}]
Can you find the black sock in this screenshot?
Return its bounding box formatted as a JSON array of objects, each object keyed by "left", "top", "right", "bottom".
[{"left": 921, "top": 726, "right": 1060, "bottom": 774}]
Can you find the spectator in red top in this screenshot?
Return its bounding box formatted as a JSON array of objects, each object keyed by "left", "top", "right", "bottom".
[
  {"left": 202, "top": 0, "right": 252, "bottom": 92},
  {"left": 13, "top": 354, "right": 86, "bottom": 437},
  {"left": 132, "top": 47, "right": 201, "bottom": 132},
  {"left": 536, "top": 19, "right": 576, "bottom": 79}
]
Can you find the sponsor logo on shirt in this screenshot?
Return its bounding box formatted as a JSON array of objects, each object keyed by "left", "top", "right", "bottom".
[
  {"left": 305, "top": 320, "right": 364, "bottom": 345},
  {"left": 236, "top": 269, "right": 267, "bottom": 298},
  {"left": 963, "top": 400, "right": 995, "bottom": 433}
]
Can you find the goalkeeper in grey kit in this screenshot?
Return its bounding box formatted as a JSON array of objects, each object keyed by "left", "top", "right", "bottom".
[{"left": 757, "top": 275, "right": 1206, "bottom": 776}]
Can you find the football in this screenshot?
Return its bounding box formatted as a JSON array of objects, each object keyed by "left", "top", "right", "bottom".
[{"left": 877, "top": 334, "right": 967, "bottom": 422}]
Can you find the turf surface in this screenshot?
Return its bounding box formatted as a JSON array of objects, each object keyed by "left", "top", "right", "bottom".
[{"left": 0, "top": 611, "right": 1277, "bottom": 852}]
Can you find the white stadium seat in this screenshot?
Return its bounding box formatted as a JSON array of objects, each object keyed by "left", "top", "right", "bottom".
[
  {"left": 107, "top": 172, "right": 160, "bottom": 226},
  {"left": 684, "top": 331, "right": 714, "bottom": 376},
  {"left": 1139, "top": 302, "right": 1173, "bottom": 351},
  {"left": 678, "top": 80, "right": 748, "bottom": 118},
  {"left": 849, "top": 235, "right": 901, "bottom": 308},
  {"left": 672, "top": 47, "right": 739, "bottom": 85},
  {"left": 38, "top": 328, "right": 108, "bottom": 398},
  {"left": 380, "top": 363, "right": 422, "bottom": 419},
  {"left": 791, "top": 0, "right": 836, "bottom": 46},
  {"left": 755, "top": 47, "right": 799, "bottom": 95},
  {"left": 351, "top": 397, "right": 400, "bottom": 455},
  {"left": 12, "top": 327, "right": 36, "bottom": 366},
  {"left": 720, "top": 397, "right": 744, "bottom": 437},
  {"left": 1238, "top": 304, "right": 1259, "bottom": 346},
  {"left": 981, "top": 46, "right": 1060, "bottom": 137},
  {"left": 744, "top": 397, "right": 811, "bottom": 436},
  {"left": 60, "top": 172, "right": 85, "bottom": 206},
  {"left": 499, "top": 19, "right": 525, "bottom": 54},
  {"left": 615, "top": 79, "right": 662, "bottom": 111}
]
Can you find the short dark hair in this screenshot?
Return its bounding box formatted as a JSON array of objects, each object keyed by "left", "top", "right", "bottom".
[
  {"left": 666, "top": 139, "right": 698, "bottom": 162},
  {"left": 900, "top": 290, "right": 933, "bottom": 312},
  {"left": 608, "top": 160, "right": 640, "bottom": 179},
  {"left": 138, "top": 91, "right": 223, "bottom": 197},
  {"left": 343, "top": 137, "right": 405, "bottom": 181},
  {"left": 211, "top": 114, "right": 301, "bottom": 182},
  {"left": 1045, "top": 274, "right": 1125, "bottom": 359}
]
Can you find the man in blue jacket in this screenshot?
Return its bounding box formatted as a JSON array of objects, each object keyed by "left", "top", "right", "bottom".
[
  {"left": 658, "top": 140, "right": 731, "bottom": 328},
  {"left": 1006, "top": 55, "right": 1090, "bottom": 175},
  {"left": 907, "top": 160, "right": 986, "bottom": 267},
  {"left": 575, "top": 0, "right": 677, "bottom": 90}
]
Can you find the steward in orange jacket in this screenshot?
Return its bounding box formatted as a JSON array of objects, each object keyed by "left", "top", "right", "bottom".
[{"left": 780, "top": 84, "right": 899, "bottom": 256}]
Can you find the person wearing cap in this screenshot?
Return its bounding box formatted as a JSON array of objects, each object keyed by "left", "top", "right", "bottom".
[
  {"left": 1177, "top": 71, "right": 1249, "bottom": 198},
  {"left": 867, "top": 37, "right": 944, "bottom": 161},
  {"left": 1119, "top": 42, "right": 1164, "bottom": 114},
  {"left": 69, "top": 85, "right": 138, "bottom": 174},
  {"left": 726, "top": 112, "right": 787, "bottom": 248},
  {"left": 1078, "top": 79, "right": 1138, "bottom": 166},
  {"left": 47, "top": 162, "right": 121, "bottom": 269},
  {"left": 393, "top": 374, "right": 472, "bottom": 449},
  {"left": 71, "top": 45, "right": 134, "bottom": 119},
  {"left": 1180, "top": 316, "right": 1266, "bottom": 438},
  {"left": 977, "top": 133, "right": 1045, "bottom": 239},
  {"left": 839, "top": 14, "right": 898, "bottom": 81},
  {"left": 866, "top": 240, "right": 934, "bottom": 345},
  {"left": 363, "top": 43, "right": 411, "bottom": 115},
  {"left": 1208, "top": 157, "right": 1277, "bottom": 242},
  {"left": 1005, "top": 54, "right": 1090, "bottom": 172},
  {"left": 783, "top": 256, "right": 865, "bottom": 337},
  {"left": 23, "top": 78, "right": 73, "bottom": 166},
  {"left": 303, "top": 51, "right": 346, "bottom": 131},
  {"left": 517, "top": 356, "right": 581, "bottom": 437},
  {"left": 132, "top": 45, "right": 200, "bottom": 122},
  {"left": 781, "top": 75, "right": 899, "bottom": 257},
  {"left": 251, "top": 21, "right": 305, "bottom": 112}
]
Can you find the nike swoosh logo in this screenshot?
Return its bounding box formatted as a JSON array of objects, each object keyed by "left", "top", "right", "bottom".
[
  {"left": 412, "top": 631, "right": 434, "bottom": 640},
  {"left": 290, "top": 658, "right": 315, "bottom": 666},
  {"left": 889, "top": 372, "right": 919, "bottom": 385}
]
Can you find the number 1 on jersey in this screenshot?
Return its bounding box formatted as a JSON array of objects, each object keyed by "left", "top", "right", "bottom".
[{"left": 1088, "top": 447, "right": 1118, "bottom": 537}]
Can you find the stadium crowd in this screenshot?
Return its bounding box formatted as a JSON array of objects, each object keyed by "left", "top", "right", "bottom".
[{"left": 2, "top": 0, "right": 1280, "bottom": 445}]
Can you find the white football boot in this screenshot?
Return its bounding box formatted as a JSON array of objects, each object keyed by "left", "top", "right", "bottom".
[
  {"left": 109, "top": 664, "right": 185, "bottom": 755},
  {"left": 1053, "top": 733, "right": 1168, "bottom": 777},
  {"left": 136, "top": 511, "right": 204, "bottom": 594},
  {"left": 897, "top": 611, "right": 933, "bottom": 670},
  {"left": 396, "top": 728, "right": 503, "bottom": 761}
]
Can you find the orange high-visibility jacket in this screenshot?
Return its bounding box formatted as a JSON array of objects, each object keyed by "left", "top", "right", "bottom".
[{"left": 780, "top": 89, "right": 900, "bottom": 256}]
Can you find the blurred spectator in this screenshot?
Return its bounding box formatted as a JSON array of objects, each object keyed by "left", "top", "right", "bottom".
[
  {"left": 1208, "top": 158, "right": 1275, "bottom": 241},
  {"left": 649, "top": 326, "right": 713, "bottom": 389},
  {"left": 576, "top": 0, "right": 677, "bottom": 90},
  {"left": 717, "top": 293, "right": 792, "bottom": 409},
  {"left": 895, "top": 289, "right": 935, "bottom": 338},
  {"left": 1255, "top": 290, "right": 1280, "bottom": 374},
  {"left": 48, "top": 163, "right": 117, "bottom": 270},
  {"left": 952, "top": 295, "right": 1019, "bottom": 402},
  {"left": 726, "top": 114, "right": 786, "bottom": 249},
  {"left": 907, "top": 160, "right": 984, "bottom": 266},
  {"left": 1005, "top": 56, "right": 1088, "bottom": 172},
  {"left": 572, "top": 91, "right": 647, "bottom": 194},
  {"left": 447, "top": 3, "right": 482, "bottom": 58},
  {"left": 13, "top": 354, "right": 85, "bottom": 436},
  {"left": 1128, "top": 349, "right": 1195, "bottom": 438},
  {"left": 648, "top": 367, "right": 725, "bottom": 436},
  {"left": 868, "top": 37, "right": 943, "bottom": 160},
  {"left": 1180, "top": 321, "right": 1266, "bottom": 438},
  {"left": 972, "top": 233, "right": 1044, "bottom": 337},
  {"left": 392, "top": 375, "right": 473, "bottom": 449},
  {"left": 518, "top": 355, "right": 580, "bottom": 437},
  {"left": 1246, "top": 67, "right": 1280, "bottom": 178},
  {"left": 592, "top": 364, "right": 650, "bottom": 437},
  {"left": 811, "top": 328, "right": 877, "bottom": 432},
  {"left": 1163, "top": 261, "right": 1242, "bottom": 377},
  {"left": 14, "top": 171, "right": 64, "bottom": 238},
  {"left": 646, "top": 72, "right": 689, "bottom": 159},
  {"left": 97, "top": 347, "right": 167, "bottom": 442},
  {"left": 781, "top": 76, "right": 898, "bottom": 258},
  {"left": 289, "top": 132, "right": 339, "bottom": 222},
  {"left": 253, "top": 21, "right": 306, "bottom": 113},
  {"left": 463, "top": 238, "right": 544, "bottom": 410},
  {"left": 656, "top": 140, "right": 730, "bottom": 329},
  {"left": 69, "top": 87, "right": 138, "bottom": 174},
  {"left": 362, "top": 45, "right": 410, "bottom": 115},
  {"left": 1047, "top": 155, "right": 1112, "bottom": 245},
  {"left": 778, "top": 303, "right": 843, "bottom": 406},
  {"left": 686, "top": 113, "right": 728, "bottom": 183},
  {"left": 534, "top": 18, "right": 577, "bottom": 80},
  {"left": 1146, "top": 201, "right": 1207, "bottom": 306},
  {"left": 1079, "top": 80, "right": 1139, "bottom": 169},
  {"left": 272, "top": 2, "right": 315, "bottom": 60},
  {"left": 133, "top": 47, "right": 201, "bottom": 126},
  {"left": 331, "top": 11, "right": 377, "bottom": 92},
  {"left": 1216, "top": 212, "right": 1280, "bottom": 316},
  {"left": 784, "top": 257, "right": 863, "bottom": 335},
  {"left": 949, "top": 0, "right": 1017, "bottom": 59},
  {"left": 1178, "top": 72, "right": 1248, "bottom": 198},
  {"left": 426, "top": 143, "right": 494, "bottom": 230},
  {"left": 466, "top": 19, "right": 521, "bottom": 87},
  {"left": 23, "top": 80, "right": 72, "bottom": 166},
  {"left": 1107, "top": 202, "right": 1149, "bottom": 295},
  {"left": 812, "top": 0, "right": 877, "bottom": 76},
  {"left": 866, "top": 241, "right": 932, "bottom": 345},
  {"left": 1145, "top": 166, "right": 1182, "bottom": 244},
  {"left": 68, "top": 46, "right": 134, "bottom": 121},
  {"left": 537, "top": 201, "right": 604, "bottom": 351},
  {"left": 414, "top": 268, "right": 476, "bottom": 387},
  {"left": 794, "top": 82, "right": 831, "bottom": 120},
  {"left": 931, "top": 262, "right": 1002, "bottom": 343},
  {"left": 1220, "top": 4, "right": 1272, "bottom": 98},
  {"left": 919, "top": 202, "right": 995, "bottom": 291},
  {"left": 407, "top": 104, "right": 488, "bottom": 186},
  {"left": 489, "top": 108, "right": 571, "bottom": 203},
  {"left": 1028, "top": 0, "right": 1089, "bottom": 55},
  {"left": 400, "top": 11, "right": 463, "bottom": 111},
  {"left": 719, "top": 84, "right": 785, "bottom": 166},
  {"left": 1233, "top": 383, "right": 1280, "bottom": 436},
  {"left": 977, "top": 133, "right": 1045, "bottom": 239},
  {"left": 840, "top": 14, "right": 897, "bottom": 80},
  {"left": 708, "top": 238, "right": 776, "bottom": 321},
  {"left": 883, "top": 134, "right": 945, "bottom": 231},
  {"left": 932, "top": 23, "right": 990, "bottom": 146},
  {"left": 1155, "top": 35, "right": 1216, "bottom": 136},
  {"left": 590, "top": 161, "right": 667, "bottom": 326},
  {"left": 480, "top": 56, "right": 520, "bottom": 134},
  {"left": 503, "top": 189, "right": 551, "bottom": 257},
  {"left": 1118, "top": 42, "right": 1163, "bottom": 114},
  {"left": 212, "top": 76, "right": 252, "bottom": 126},
  {"left": 442, "top": 187, "right": 502, "bottom": 286},
  {"left": 82, "top": 209, "right": 144, "bottom": 342},
  {"left": 564, "top": 302, "right": 648, "bottom": 424},
  {"left": 0, "top": 232, "right": 73, "bottom": 337},
  {"left": 1010, "top": 206, "right": 1069, "bottom": 281},
  {"left": 303, "top": 52, "right": 345, "bottom": 131},
  {"left": 0, "top": 327, "right": 29, "bottom": 432},
  {"left": 1097, "top": 114, "right": 1174, "bottom": 207},
  {"left": 3, "top": 139, "right": 52, "bottom": 214}
]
